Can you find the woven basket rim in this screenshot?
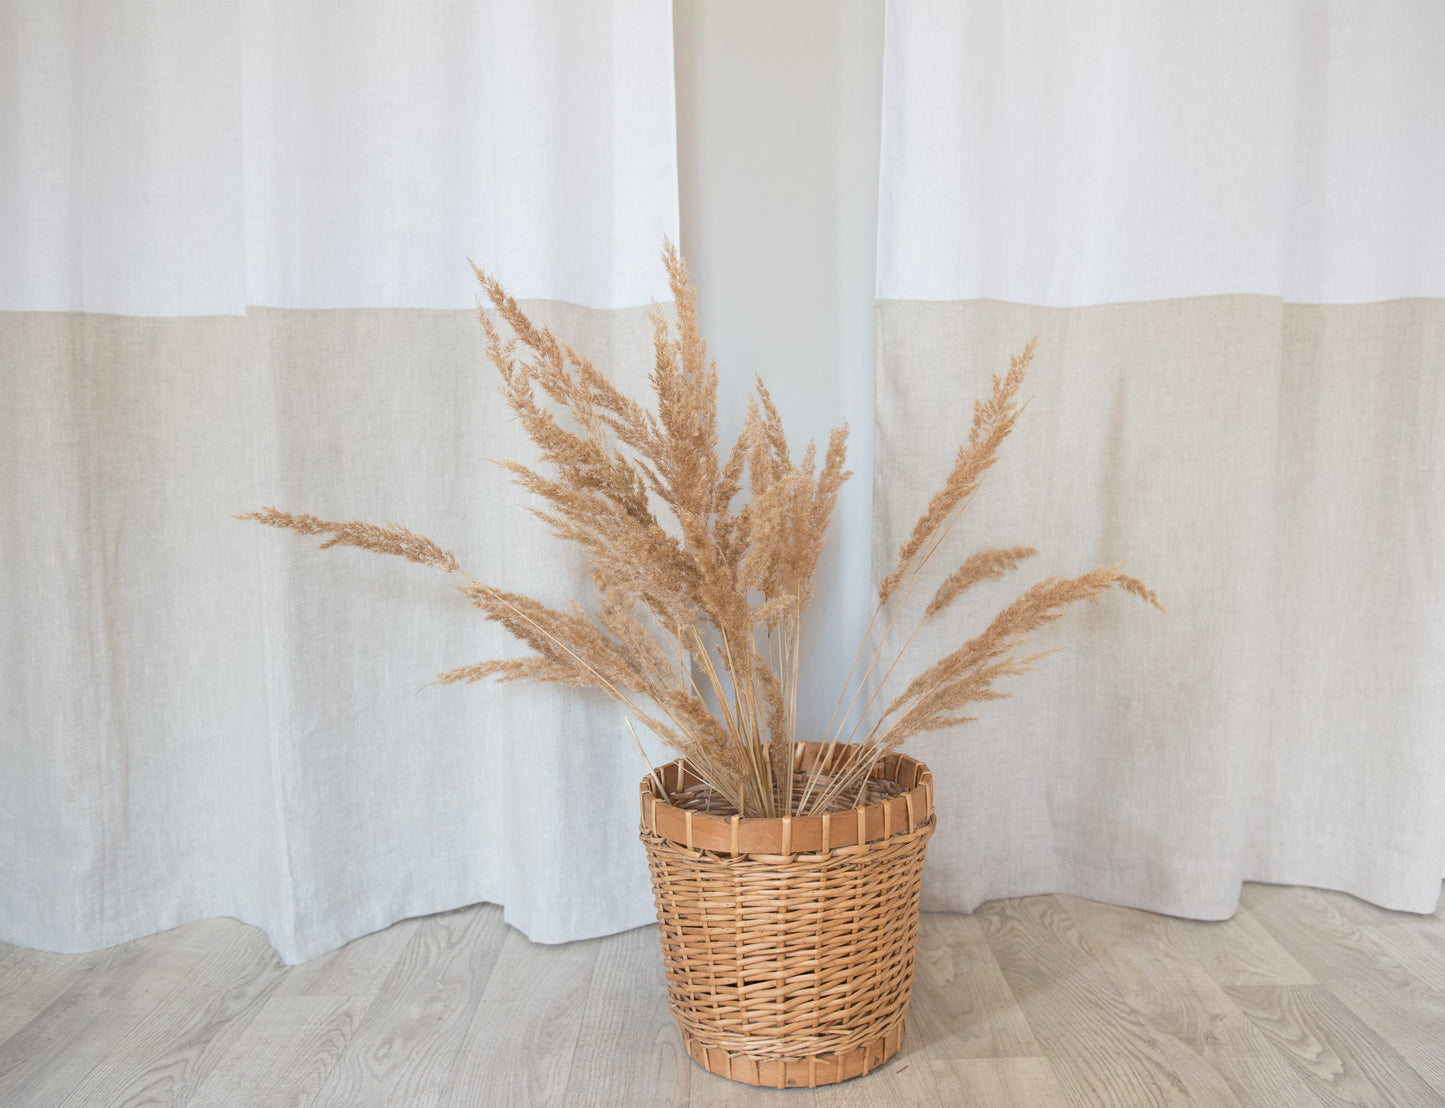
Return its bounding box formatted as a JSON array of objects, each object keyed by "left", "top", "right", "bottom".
[{"left": 639, "top": 741, "right": 934, "bottom": 857}]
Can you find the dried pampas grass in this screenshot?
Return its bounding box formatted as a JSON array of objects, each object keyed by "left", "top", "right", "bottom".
[{"left": 241, "top": 242, "right": 1158, "bottom": 817}]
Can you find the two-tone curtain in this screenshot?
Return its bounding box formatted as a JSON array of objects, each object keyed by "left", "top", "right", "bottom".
[
  {"left": 6, "top": 0, "right": 1442, "bottom": 970},
  {"left": 0, "top": 1, "right": 677, "bottom": 963},
  {"left": 875, "top": 1, "right": 1445, "bottom": 919}
]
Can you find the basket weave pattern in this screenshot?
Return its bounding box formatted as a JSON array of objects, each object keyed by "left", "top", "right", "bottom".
[{"left": 639, "top": 743, "right": 935, "bottom": 1088}]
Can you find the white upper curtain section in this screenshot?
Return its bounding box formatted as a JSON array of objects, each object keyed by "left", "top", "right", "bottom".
[
  {"left": 0, "top": 0, "right": 678, "bottom": 315},
  {"left": 877, "top": 0, "right": 1445, "bottom": 305}
]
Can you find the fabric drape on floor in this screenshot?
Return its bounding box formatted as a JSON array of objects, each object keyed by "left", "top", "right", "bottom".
[
  {"left": 0, "top": 2, "right": 678, "bottom": 963},
  {"left": 874, "top": 0, "right": 1445, "bottom": 919}
]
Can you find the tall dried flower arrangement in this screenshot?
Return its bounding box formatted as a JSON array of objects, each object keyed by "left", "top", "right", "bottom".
[{"left": 243, "top": 243, "right": 1157, "bottom": 819}]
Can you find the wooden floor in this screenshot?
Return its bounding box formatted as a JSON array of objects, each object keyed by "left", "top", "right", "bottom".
[{"left": 2, "top": 883, "right": 1442, "bottom": 1106}]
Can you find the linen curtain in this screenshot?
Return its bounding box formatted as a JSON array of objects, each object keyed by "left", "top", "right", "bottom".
[
  {"left": 1, "top": 0, "right": 678, "bottom": 963},
  {"left": 875, "top": 0, "right": 1445, "bottom": 920},
  {"left": 5, "top": 0, "right": 1443, "bottom": 971}
]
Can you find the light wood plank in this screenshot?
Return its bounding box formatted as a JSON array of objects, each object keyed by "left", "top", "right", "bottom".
[
  {"left": 979, "top": 895, "right": 1196, "bottom": 1107},
  {"left": 0, "top": 920, "right": 229, "bottom": 1106},
  {"left": 1065, "top": 895, "right": 1322, "bottom": 1108},
  {"left": 910, "top": 911, "right": 1039, "bottom": 1060},
  {"left": 1166, "top": 904, "right": 1316, "bottom": 988},
  {"left": 0, "top": 945, "right": 96, "bottom": 1048},
  {"left": 1245, "top": 884, "right": 1445, "bottom": 1096},
  {"left": 0, "top": 1009, "right": 32, "bottom": 1050},
  {"left": 1226, "top": 984, "right": 1444, "bottom": 1107},
  {"left": 0, "top": 946, "right": 29, "bottom": 1047},
  {"left": 561, "top": 924, "right": 691, "bottom": 1108},
  {"left": 689, "top": 1067, "right": 816, "bottom": 1107},
  {"left": 4, "top": 887, "right": 1445, "bottom": 1105},
  {"left": 273, "top": 915, "right": 422, "bottom": 1000},
  {"left": 188, "top": 994, "right": 368, "bottom": 1108},
  {"left": 1362, "top": 922, "right": 1445, "bottom": 1000},
  {"left": 56, "top": 919, "right": 286, "bottom": 1108},
  {"left": 0, "top": 942, "right": 119, "bottom": 1047},
  {"left": 1305, "top": 888, "right": 1420, "bottom": 928},
  {"left": 931, "top": 1057, "right": 1071, "bottom": 1108},
  {"left": 439, "top": 926, "right": 599, "bottom": 1107},
  {"left": 309, "top": 903, "right": 505, "bottom": 1108}
]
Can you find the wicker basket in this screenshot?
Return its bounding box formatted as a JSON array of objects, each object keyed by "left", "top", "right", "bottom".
[{"left": 639, "top": 742, "right": 935, "bottom": 1088}]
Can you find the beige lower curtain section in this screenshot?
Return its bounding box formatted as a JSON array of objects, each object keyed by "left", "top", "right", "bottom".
[
  {"left": 874, "top": 296, "right": 1445, "bottom": 919},
  {"left": 0, "top": 305, "right": 671, "bottom": 963},
  {"left": 5, "top": 297, "right": 1441, "bottom": 964}
]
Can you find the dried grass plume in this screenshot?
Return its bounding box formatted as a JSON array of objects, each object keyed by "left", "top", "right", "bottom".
[{"left": 241, "top": 243, "right": 1158, "bottom": 817}]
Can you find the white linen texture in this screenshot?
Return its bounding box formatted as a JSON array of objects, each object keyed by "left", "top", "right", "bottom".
[
  {"left": 0, "top": 0, "right": 678, "bottom": 315},
  {"left": 877, "top": 0, "right": 1445, "bottom": 305}
]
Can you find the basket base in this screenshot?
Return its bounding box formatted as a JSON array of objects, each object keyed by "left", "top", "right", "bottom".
[{"left": 681, "top": 1016, "right": 906, "bottom": 1088}]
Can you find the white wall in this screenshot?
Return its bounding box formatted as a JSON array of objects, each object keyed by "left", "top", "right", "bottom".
[{"left": 673, "top": 0, "right": 885, "bottom": 733}]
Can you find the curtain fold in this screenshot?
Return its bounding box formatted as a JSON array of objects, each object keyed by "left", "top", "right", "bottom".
[
  {"left": 875, "top": 0, "right": 1445, "bottom": 919},
  {"left": 1, "top": 1, "right": 678, "bottom": 963}
]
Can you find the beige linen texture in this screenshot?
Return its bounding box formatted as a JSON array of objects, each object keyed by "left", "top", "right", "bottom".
[
  {"left": 4, "top": 295, "right": 1441, "bottom": 964},
  {"left": 0, "top": 305, "right": 670, "bottom": 963},
  {"left": 874, "top": 296, "right": 1445, "bottom": 919}
]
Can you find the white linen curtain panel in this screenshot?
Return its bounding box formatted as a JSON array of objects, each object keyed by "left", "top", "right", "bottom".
[
  {"left": 0, "top": 0, "right": 679, "bottom": 963},
  {"left": 875, "top": 0, "right": 1445, "bottom": 920}
]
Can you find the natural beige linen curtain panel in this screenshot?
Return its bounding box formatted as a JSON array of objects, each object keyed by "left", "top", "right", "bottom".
[
  {"left": 875, "top": 1, "right": 1445, "bottom": 919},
  {"left": 0, "top": 0, "right": 679, "bottom": 963}
]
